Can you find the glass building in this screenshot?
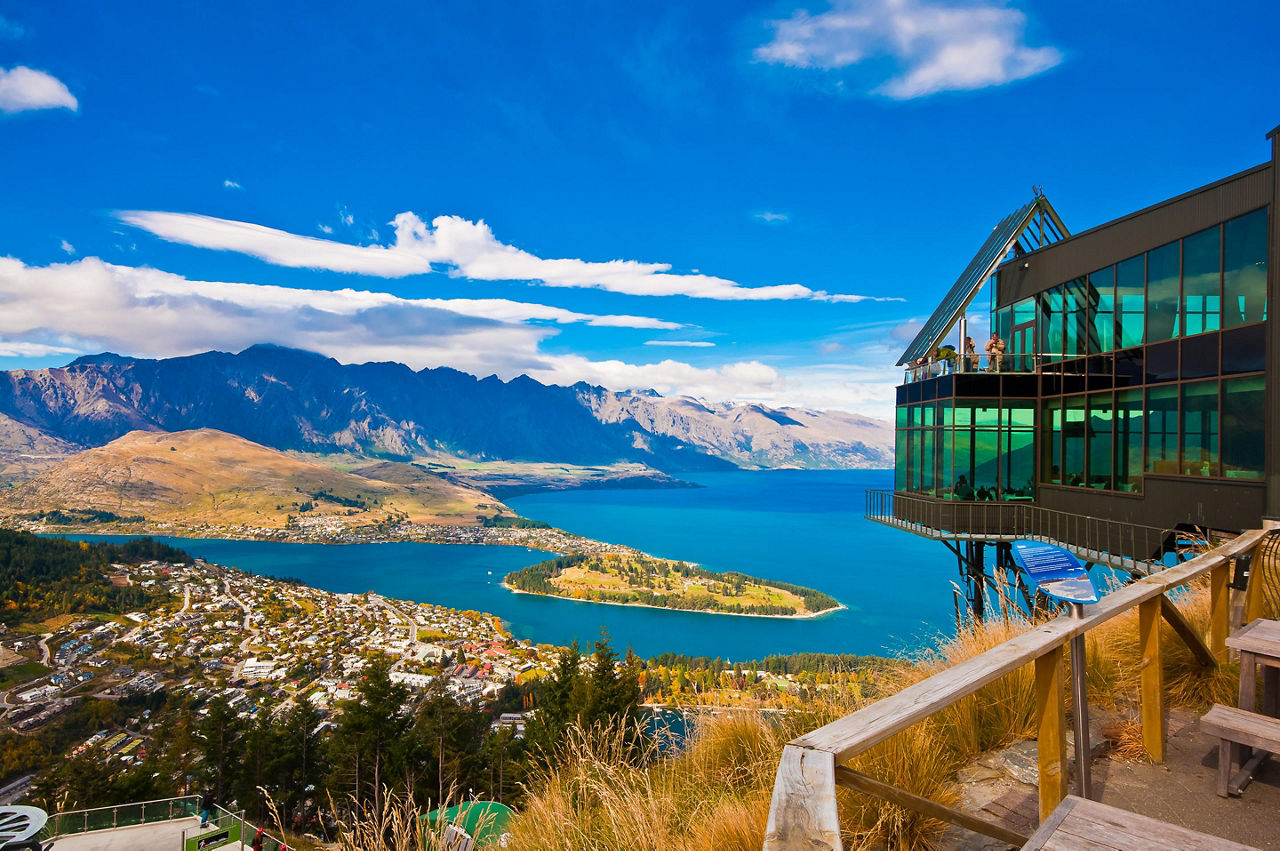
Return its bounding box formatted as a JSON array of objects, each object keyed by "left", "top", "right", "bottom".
[{"left": 880, "top": 124, "right": 1278, "bottom": 576}]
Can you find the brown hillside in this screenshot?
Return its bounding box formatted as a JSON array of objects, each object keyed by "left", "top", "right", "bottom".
[{"left": 1, "top": 428, "right": 504, "bottom": 528}]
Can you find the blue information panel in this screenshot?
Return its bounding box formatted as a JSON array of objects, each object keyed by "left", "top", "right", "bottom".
[{"left": 1009, "top": 540, "right": 1100, "bottom": 605}]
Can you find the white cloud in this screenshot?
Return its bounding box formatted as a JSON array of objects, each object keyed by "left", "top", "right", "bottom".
[
  {"left": 223, "top": 179, "right": 242, "bottom": 189},
  {"left": 0, "top": 255, "right": 893, "bottom": 414},
  {"left": 117, "top": 209, "right": 889, "bottom": 302},
  {"left": 754, "top": 211, "right": 789, "bottom": 223},
  {"left": 0, "top": 256, "right": 682, "bottom": 369},
  {"left": 0, "top": 65, "right": 78, "bottom": 113},
  {"left": 644, "top": 340, "right": 715, "bottom": 348},
  {"left": 0, "top": 339, "right": 80, "bottom": 358},
  {"left": 317, "top": 223, "right": 334, "bottom": 234},
  {"left": 59, "top": 239, "right": 75, "bottom": 255},
  {"left": 755, "top": 0, "right": 1061, "bottom": 98}
]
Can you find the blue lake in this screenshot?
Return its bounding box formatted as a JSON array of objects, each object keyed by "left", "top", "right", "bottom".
[{"left": 67, "top": 469, "right": 959, "bottom": 660}]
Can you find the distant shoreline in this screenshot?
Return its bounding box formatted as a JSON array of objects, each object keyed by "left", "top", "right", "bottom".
[{"left": 501, "top": 581, "right": 845, "bottom": 620}]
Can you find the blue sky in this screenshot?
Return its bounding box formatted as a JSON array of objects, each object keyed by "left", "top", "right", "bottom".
[{"left": 0, "top": 1, "right": 1276, "bottom": 420}]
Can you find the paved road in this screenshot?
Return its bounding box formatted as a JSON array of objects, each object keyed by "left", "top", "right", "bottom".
[{"left": 36, "top": 634, "right": 52, "bottom": 667}]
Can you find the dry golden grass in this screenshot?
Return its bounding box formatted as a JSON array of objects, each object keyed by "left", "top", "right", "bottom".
[{"left": 503, "top": 568, "right": 1278, "bottom": 851}]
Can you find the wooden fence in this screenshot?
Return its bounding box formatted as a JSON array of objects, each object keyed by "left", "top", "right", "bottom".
[{"left": 763, "top": 528, "right": 1272, "bottom": 849}]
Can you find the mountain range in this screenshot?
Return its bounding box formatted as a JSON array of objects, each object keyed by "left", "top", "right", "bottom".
[{"left": 0, "top": 345, "right": 892, "bottom": 480}]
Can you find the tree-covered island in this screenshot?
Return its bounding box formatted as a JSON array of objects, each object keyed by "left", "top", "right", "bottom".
[{"left": 504, "top": 553, "right": 842, "bottom": 618}]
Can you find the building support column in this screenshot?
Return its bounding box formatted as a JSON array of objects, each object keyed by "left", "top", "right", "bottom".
[{"left": 1265, "top": 123, "right": 1280, "bottom": 522}]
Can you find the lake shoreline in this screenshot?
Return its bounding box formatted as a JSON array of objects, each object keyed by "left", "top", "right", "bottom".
[{"left": 501, "top": 581, "right": 846, "bottom": 621}]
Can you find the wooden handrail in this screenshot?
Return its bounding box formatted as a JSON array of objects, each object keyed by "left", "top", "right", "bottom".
[{"left": 764, "top": 528, "right": 1270, "bottom": 850}]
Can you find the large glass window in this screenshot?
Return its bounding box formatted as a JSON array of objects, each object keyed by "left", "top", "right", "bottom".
[
  {"left": 921, "top": 428, "right": 936, "bottom": 495},
  {"left": 1146, "top": 385, "right": 1179, "bottom": 474},
  {"left": 1064, "top": 278, "right": 1091, "bottom": 357},
  {"left": 1063, "top": 395, "right": 1086, "bottom": 486},
  {"left": 1087, "top": 392, "right": 1113, "bottom": 489},
  {"left": 1222, "top": 375, "right": 1264, "bottom": 479},
  {"left": 1223, "top": 208, "right": 1268, "bottom": 328},
  {"left": 1001, "top": 430, "right": 1035, "bottom": 500},
  {"left": 895, "top": 430, "right": 908, "bottom": 491},
  {"left": 1180, "top": 380, "right": 1219, "bottom": 477},
  {"left": 1039, "top": 285, "right": 1064, "bottom": 361},
  {"left": 1041, "top": 398, "right": 1062, "bottom": 485},
  {"left": 1146, "top": 242, "right": 1181, "bottom": 342},
  {"left": 1114, "top": 389, "right": 1143, "bottom": 492},
  {"left": 1089, "top": 266, "right": 1115, "bottom": 354},
  {"left": 1182, "top": 226, "right": 1221, "bottom": 336},
  {"left": 1116, "top": 255, "right": 1145, "bottom": 348}
]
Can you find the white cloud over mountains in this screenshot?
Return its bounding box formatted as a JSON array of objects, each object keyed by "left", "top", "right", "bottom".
[
  {"left": 755, "top": 0, "right": 1061, "bottom": 98},
  {"left": 0, "top": 65, "right": 78, "bottom": 113},
  {"left": 0, "top": 255, "right": 888, "bottom": 412},
  {"left": 117, "top": 209, "right": 895, "bottom": 303}
]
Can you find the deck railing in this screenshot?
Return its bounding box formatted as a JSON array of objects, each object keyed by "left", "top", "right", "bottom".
[
  {"left": 38, "top": 794, "right": 199, "bottom": 839},
  {"left": 866, "top": 489, "right": 1173, "bottom": 573},
  {"left": 903, "top": 352, "right": 1045, "bottom": 383},
  {"left": 763, "top": 528, "right": 1271, "bottom": 849}
]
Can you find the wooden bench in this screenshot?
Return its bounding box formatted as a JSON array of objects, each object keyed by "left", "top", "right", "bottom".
[
  {"left": 1022, "top": 796, "right": 1257, "bottom": 850},
  {"left": 1201, "top": 703, "right": 1280, "bottom": 797}
]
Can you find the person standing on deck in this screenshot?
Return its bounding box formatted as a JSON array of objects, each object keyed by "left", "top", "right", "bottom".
[
  {"left": 985, "top": 331, "right": 1005, "bottom": 372},
  {"left": 964, "top": 336, "right": 976, "bottom": 372}
]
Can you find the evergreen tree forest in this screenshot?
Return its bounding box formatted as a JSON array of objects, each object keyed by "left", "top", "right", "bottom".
[{"left": 0, "top": 529, "right": 184, "bottom": 625}]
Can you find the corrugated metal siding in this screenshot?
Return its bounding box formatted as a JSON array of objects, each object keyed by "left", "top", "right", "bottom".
[{"left": 997, "top": 163, "right": 1273, "bottom": 306}]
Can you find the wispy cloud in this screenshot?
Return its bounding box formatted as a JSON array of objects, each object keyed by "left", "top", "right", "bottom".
[
  {"left": 317, "top": 223, "right": 334, "bottom": 234},
  {"left": 754, "top": 211, "right": 789, "bottom": 224},
  {"left": 223, "top": 179, "right": 242, "bottom": 190},
  {"left": 59, "top": 239, "right": 75, "bottom": 255},
  {"left": 644, "top": 340, "right": 715, "bottom": 348},
  {"left": 117, "top": 209, "right": 891, "bottom": 303},
  {"left": 0, "top": 15, "right": 25, "bottom": 39},
  {"left": 0, "top": 256, "right": 861, "bottom": 410},
  {"left": 755, "top": 0, "right": 1061, "bottom": 98},
  {"left": 0, "top": 65, "right": 78, "bottom": 113}
]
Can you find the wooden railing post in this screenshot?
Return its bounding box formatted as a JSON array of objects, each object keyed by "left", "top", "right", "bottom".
[
  {"left": 1138, "top": 596, "right": 1165, "bottom": 762},
  {"left": 1035, "top": 645, "right": 1068, "bottom": 822},
  {"left": 1245, "top": 551, "right": 1267, "bottom": 623},
  {"left": 764, "top": 744, "right": 841, "bottom": 850},
  {"left": 1211, "top": 563, "right": 1230, "bottom": 663}
]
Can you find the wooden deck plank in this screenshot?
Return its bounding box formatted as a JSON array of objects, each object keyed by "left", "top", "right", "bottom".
[
  {"left": 1022, "top": 797, "right": 1259, "bottom": 851},
  {"left": 1226, "top": 618, "right": 1280, "bottom": 655}
]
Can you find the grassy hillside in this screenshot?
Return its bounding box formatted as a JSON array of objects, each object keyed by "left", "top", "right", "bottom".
[
  {"left": 0, "top": 428, "right": 508, "bottom": 530},
  {"left": 506, "top": 553, "right": 841, "bottom": 616}
]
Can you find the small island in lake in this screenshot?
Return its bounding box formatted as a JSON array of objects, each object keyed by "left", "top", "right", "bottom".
[{"left": 504, "top": 553, "right": 843, "bottom": 618}]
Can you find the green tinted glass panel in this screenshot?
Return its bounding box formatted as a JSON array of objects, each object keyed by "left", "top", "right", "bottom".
[
  {"left": 895, "top": 430, "right": 908, "bottom": 490},
  {"left": 1012, "top": 296, "right": 1036, "bottom": 325},
  {"left": 1064, "top": 278, "right": 1091, "bottom": 357},
  {"left": 1223, "top": 208, "right": 1267, "bottom": 329},
  {"left": 1089, "top": 266, "right": 1115, "bottom": 353},
  {"left": 1004, "top": 400, "right": 1035, "bottom": 429},
  {"left": 1222, "top": 375, "right": 1264, "bottom": 479},
  {"left": 1116, "top": 256, "right": 1145, "bottom": 348},
  {"left": 973, "top": 400, "right": 1000, "bottom": 427},
  {"left": 1115, "top": 388, "right": 1143, "bottom": 492},
  {"left": 1180, "top": 380, "right": 1219, "bottom": 476},
  {"left": 909, "top": 404, "right": 921, "bottom": 427},
  {"left": 1146, "top": 242, "right": 1180, "bottom": 342},
  {"left": 954, "top": 429, "right": 974, "bottom": 499},
  {"left": 896, "top": 406, "right": 908, "bottom": 429},
  {"left": 1063, "top": 395, "right": 1086, "bottom": 486},
  {"left": 1182, "top": 226, "right": 1220, "bottom": 336},
  {"left": 939, "top": 402, "right": 953, "bottom": 426},
  {"left": 921, "top": 428, "right": 935, "bottom": 495},
  {"left": 996, "top": 307, "right": 1013, "bottom": 353},
  {"left": 922, "top": 404, "right": 935, "bottom": 426},
  {"left": 939, "top": 428, "right": 954, "bottom": 498},
  {"left": 1146, "top": 384, "right": 1179, "bottom": 474},
  {"left": 1040, "top": 285, "right": 1064, "bottom": 360},
  {"left": 1001, "top": 430, "right": 1035, "bottom": 500},
  {"left": 1088, "top": 392, "right": 1113, "bottom": 489},
  {"left": 973, "top": 429, "right": 999, "bottom": 498},
  {"left": 1042, "top": 398, "right": 1062, "bottom": 484}
]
